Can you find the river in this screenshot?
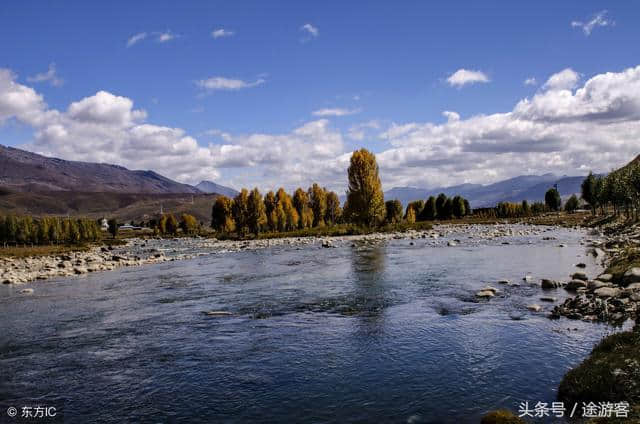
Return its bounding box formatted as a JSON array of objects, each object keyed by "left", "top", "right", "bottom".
[{"left": 0, "top": 225, "right": 623, "bottom": 423}]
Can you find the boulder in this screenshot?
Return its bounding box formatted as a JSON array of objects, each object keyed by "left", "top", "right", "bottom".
[
  {"left": 527, "top": 304, "right": 542, "bottom": 312},
  {"left": 588, "top": 280, "right": 610, "bottom": 291},
  {"left": 541, "top": 279, "right": 562, "bottom": 289},
  {"left": 596, "top": 273, "right": 613, "bottom": 282},
  {"left": 594, "top": 287, "right": 621, "bottom": 298},
  {"left": 565, "top": 280, "right": 587, "bottom": 291},
  {"left": 20, "top": 288, "right": 34, "bottom": 294},
  {"left": 497, "top": 279, "right": 511, "bottom": 285},
  {"left": 623, "top": 267, "right": 640, "bottom": 285},
  {"left": 540, "top": 296, "right": 557, "bottom": 303},
  {"left": 571, "top": 272, "right": 588, "bottom": 281},
  {"left": 626, "top": 283, "right": 640, "bottom": 291},
  {"left": 575, "top": 263, "right": 587, "bottom": 268},
  {"left": 476, "top": 290, "right": 495, "bottom": 299}
]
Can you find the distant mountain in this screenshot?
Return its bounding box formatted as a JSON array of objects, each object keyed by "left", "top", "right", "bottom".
[
  {"left": 385, "top": 173, "right": 586, "bottom": 208},
  {"left": 195, "top": 180, "right": 239, "bottom": 198},
  {"left": 0, "top": 144, "right": 200, "bottom": 194}
]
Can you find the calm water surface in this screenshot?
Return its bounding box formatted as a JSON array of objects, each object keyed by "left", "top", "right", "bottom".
[{"left": 0, "top": 226, "right": 623, "bottom": 423}]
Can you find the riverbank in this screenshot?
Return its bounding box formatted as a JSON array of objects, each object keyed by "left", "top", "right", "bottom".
[
  {"left": 552, "top": 219, "right": 640, "bottom": 422},
  {"left": 1, "top": 223, "right": 570, "bottom": 287}
]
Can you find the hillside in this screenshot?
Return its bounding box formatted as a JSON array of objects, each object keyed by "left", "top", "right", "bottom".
[
  {"left": 0, "top": 144, "right": 200, "bottom": 194},
  {"left": 0, "top": 189, "right": 217, "bottom": 224}
]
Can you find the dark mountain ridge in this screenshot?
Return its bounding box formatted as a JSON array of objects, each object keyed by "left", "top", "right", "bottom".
[{"left": 0, "top": 144, "right": 200, "bottom": 194}]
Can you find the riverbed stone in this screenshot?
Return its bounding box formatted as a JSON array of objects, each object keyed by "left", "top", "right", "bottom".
[
  {"left": 527, "top": 304, "right": 542, "bottom": 312},
  {"left": 596, "top": 273, "right": 613, "bottom": 282},
  {"left": 476, "top": 290, "right": 495, "bottom": 298},
  {"left": 541, "top": 279, "right": 562, "bottom": 289},
  {"left": 565, "top": 280, "right": 587, "bottom": 291},
  {"left": 571, "top": 272, "right": 588, "bottom": 281},
  {"left": 594, "top": 287, "right": 621, "bottom": 298},
  {"left": 622, "top": 267, "right": 640, "bottom": 285}
]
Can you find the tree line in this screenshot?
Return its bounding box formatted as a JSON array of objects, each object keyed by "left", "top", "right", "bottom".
[
  {"left": 581, "top": 160, "right": 640, "bottom": 219},
  {"left": 210, "top": 149, "right": 473, "bottom": 236},
  {"left": 0, "top": 216, "right": 101, "bottom": 246}
]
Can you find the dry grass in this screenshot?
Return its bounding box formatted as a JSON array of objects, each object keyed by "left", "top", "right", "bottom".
[{"left": 0, "top": 244, "right": 90, "bottom": 258}]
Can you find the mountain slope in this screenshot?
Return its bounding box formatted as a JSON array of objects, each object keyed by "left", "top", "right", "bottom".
[
  {"left": 0, "top": 144, "right": 200, "bottom": 194},
  {"left": 195, "top": 180, "right": 239, "bottom": 197}
]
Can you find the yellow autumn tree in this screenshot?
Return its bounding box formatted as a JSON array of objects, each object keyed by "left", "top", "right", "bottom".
[{"left": 344, "top": 148, "right": 385, "bottom": 227}]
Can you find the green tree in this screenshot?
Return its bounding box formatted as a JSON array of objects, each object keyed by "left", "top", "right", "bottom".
[
  {"left": 545, "top": 188, "right": 561, "bottom": 211},
  {"left": 442, "top": 198, "right": 453, "bottom": 219},
  {"left": 463, "top": 199, "right": 471, "bottom": 216},
  {"left": 435, "top": 193, "right": 448, "bottom": 219},
  {"left": 521, "top": 200, "right": 531, "bottom": 216},
  {"left": 420, "top": 196, "right": 437, "bottom": 220},
  {"left": 581, "top": 172, "right": 597, "bottom": 215},
  {"left": 107, "top": 218, "right": 118, "bottom": 239},
  {"left": 452, "top": 196, "right": 466, "bottom": 218},
  {"left": 385, "top": 199, "right": 403, "bottom": 224},
  {"left": 343, "top": 148, "right": 385, "bottom": 227},
  {"left": 564, "top": 194, "right": 579, "bottom": 213}
]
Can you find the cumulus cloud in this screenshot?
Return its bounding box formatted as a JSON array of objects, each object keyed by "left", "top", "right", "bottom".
[
  {"left": 126, "top": 32, "right": 147, "bottom": 47},
  {"left": 446, "top": 69, "right": 490, "bottom": 88},
  {"left": 211, "top": 28, "right": 234, "bottom": 39},
  {"left": 524, "top": 77, "right": 537, "bottom": 86},
  {"left": 27, "top": 63, "right": 64, "bottom": 87},
  {"left": 542, "top": 68, "right": 580, "bottom": 91},
  {"left": 347, "top": 120, "right": 380, "bottom": 141},
  {"left": 195, "top": 76, "right": 265, "bottom": 92},
  {"left": 571, "top": 10, "right": 614, "bottom": 36},
  {"left": 2, "top": 65, "right": 640, "bottom": 193},
  {"left": 312, "top": 107, "right": 360, "bottom": 117}
]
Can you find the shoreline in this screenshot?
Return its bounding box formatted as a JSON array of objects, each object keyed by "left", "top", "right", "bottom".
[{"left": 2, "top": 222, "right": 580, "bottom": 287}]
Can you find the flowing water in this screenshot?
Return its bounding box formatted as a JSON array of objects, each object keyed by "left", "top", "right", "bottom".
[{"left": 0, "top": 226, "right": 625, "bottom": 423}]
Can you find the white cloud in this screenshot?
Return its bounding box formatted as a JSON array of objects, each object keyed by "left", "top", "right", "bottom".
[
  {"left": 157, "top": 31, "right": 176, "bottom": 43},
  {"left": 524, "top": 77, "right": 537, "bottom": 86},
  {"left": 347, "top": 120, "right": 380, "bottom": 141},
  {"left": 571, "top": 10, "right": 614, "bottom": 36},
  {"left": 27, "top": 63, "right": 64, "bottom": 87},
  {"left": 195, "top": 76, "right": 265, "bottom": 92},
  {"left": 542, "top": 68, "right": 580, "bottom": 91},
  {"left": 446, "top": 69, "right": 490, "bottom": 88},
  {"left": 2, "top": 65, "right": 640, "bottom": 193},
  {"left": 126, "top": 32, "right": 147, "bottom": 47},
  {"left": 312, "top": 107, "right": 361, "bottom": 117},
  {"left": 211, "top": 28, "right": 234, "bottom": 39},
  {"left": 442, "top": 111, "right": 460, "bottom": 122},
  {"left": 300, "top": 23, "right": 319, "bottom": 41}
]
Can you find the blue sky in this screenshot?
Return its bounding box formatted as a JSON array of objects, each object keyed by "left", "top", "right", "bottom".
[{"left": 1, "top": 1, "right": 639, "bottom": 191}]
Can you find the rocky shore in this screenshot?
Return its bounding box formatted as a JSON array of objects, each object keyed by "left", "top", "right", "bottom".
[
  {"left": 1, "top": 223, "right": 563, "bottom": 289},
  {"left": 550, "top": 222, "right": 640, "bottom": 325}
]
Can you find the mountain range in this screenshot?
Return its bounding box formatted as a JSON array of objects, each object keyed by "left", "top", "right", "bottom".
[
  {"left": 384, "top": 174, "right": 587, "bottom": 208},
  {"left": 195, "top": 180, "right": 239, "bottom": 198},
  {"left": 1, "top": 143, "right": 592, "bottom": 219}
]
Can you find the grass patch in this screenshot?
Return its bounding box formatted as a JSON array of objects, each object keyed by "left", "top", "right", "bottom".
[
  {"left": 558, "top": 324, "right": 640, "bottom": 421},
  {"left": 0, "top": 244, "right": 91, "bottom": 258}
]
